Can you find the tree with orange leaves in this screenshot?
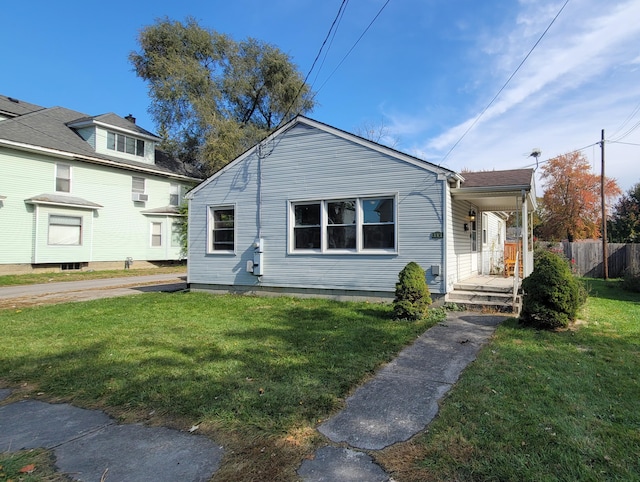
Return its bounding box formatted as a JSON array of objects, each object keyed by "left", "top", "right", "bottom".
[{"left": 538, "top": 152, "right": 621, "bottom": 241}]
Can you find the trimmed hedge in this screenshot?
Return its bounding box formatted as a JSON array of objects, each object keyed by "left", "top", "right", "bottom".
[
  {"left": 393, "top": 262, "right": 432, "bottom": 320},
  {"left": 520, "top": 250, "right": 587, "bottom": 329}
]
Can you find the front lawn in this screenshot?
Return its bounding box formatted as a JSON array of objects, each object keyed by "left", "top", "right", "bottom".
[
  {"left": 0, "top": 292, "right": 440, "bottom": 481},
  {"left": 379, "top": 279, "right": 640, "bottom": 481}
]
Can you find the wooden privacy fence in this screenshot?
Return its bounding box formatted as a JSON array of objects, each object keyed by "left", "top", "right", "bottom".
[{"left": 561, "top": 242, "right": 640, "bottom": 278}]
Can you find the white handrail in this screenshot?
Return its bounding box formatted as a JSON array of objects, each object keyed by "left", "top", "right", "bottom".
[{"left": 513, "top": 251, "right": 520, "bottom": 306}]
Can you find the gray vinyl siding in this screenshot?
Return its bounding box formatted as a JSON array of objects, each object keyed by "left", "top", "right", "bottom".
[{"left": 189, "top": 123, "right": 448, "bottom": 295}]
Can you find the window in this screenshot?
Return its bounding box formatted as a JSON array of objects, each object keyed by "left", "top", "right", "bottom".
[
  {"left": 294, "top": 203, "right": 321, "bottom": 249},
  {"left": 107, "top": 131, "right": 145, "bottom": 157},
  {"left": 208, "top": 206, "right": 235, "bottom": 253},
  {"left": 55, "top": 164, "right": 71, "bottom": 193},
  {"left": 151, "top": 222, "right": 162, "bottom": 247},
  {"left": 169, "top": 184, "right": 180, "bottom": 206},
  {"left": 171, "top": 222, "right": 182, "bottom": 247},
  {"left": 482, "top": 213, "right": 488, "bottom": 245},
  {"left": 132, "top": 177, "right": 145, "bottom": 194},
  {"left": 291, "top": 196, "right": 396, "bottom": 253},
  {"left": 48, "top": 215, "right": 82, "bottom": 246}
]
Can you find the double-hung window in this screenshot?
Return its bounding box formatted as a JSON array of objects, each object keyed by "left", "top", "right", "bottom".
[
  {"left": 151, "top": 222, "right": 162, "bottom": 247},
  {"left": 208, "top": 206, "right": 235, "bottom": 253},
  {"left": 55, "top": 164, "right": 71, "bottom": 193},
  {"left": 169, "top": 184, "right": 180, "bottom": 206},
  {"left": 291, "top": 196, "right": 396, "bottom": 253},
  {"left": 48, "top": 215, "right": 82, "bottom": 246}
]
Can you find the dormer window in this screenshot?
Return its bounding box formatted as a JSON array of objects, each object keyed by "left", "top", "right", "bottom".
[{"left": 107, "top": 131, "right": 145, "bottom": 157}]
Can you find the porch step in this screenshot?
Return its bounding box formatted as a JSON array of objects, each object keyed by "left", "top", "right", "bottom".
[
  {"left": 446, "top": 290, "right": 521, "bottom": 314},
  {"left": 453, "top": 281, "right": 514, "bottom": 294}
]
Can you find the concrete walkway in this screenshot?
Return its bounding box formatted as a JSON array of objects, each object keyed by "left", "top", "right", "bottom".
[
  {"left": 298, "top": 312, "right": 506, "bottom": 481},
  {"left": 0, "top": 390, "right": 223, "bottom": 481}
]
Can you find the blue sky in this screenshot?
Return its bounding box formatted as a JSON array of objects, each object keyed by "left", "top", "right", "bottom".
[{"left": 2, "top": 0, "right": 640, "bottom": 193}]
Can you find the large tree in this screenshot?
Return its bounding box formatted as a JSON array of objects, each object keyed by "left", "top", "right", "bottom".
[
  {"left": 130, "top": 17, "right": 316, "bottom": 176},
  {"left": 538, "top": 152, "right": 620, "bottom": 241},
  {"left": 608, "top": 182, "right": 640, "bottom": 242}
]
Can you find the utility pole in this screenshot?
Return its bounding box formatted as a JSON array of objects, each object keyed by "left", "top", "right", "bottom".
[{"left": 601, "top": 129, "right": 608, "bottom": 280}]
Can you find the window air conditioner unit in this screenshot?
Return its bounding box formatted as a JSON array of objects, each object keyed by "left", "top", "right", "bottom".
[{"left": 132, "top": 193, "right": 149, "bottom": 202}]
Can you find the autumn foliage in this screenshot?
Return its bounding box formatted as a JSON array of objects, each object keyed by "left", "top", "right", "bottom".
[{"left": 538, "top": 152, "right": 621, "bottom": 241}]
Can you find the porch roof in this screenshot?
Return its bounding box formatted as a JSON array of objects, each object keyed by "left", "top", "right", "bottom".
[{"left": 451, "top": 168, "right": 537, "bottom": 212}]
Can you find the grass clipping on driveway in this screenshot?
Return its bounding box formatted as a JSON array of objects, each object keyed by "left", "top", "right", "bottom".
[
  {"left": 0, "top": 292, "right": 439, "bottom": 481},
  {"left": 378, "top": 278, "right": 640, "bottom": 481}
]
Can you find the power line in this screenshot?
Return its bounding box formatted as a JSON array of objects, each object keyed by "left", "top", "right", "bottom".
[
  {"left": 315, "top": 0, "right": 392, "bottom": 95},
  {"left": 609, "top": 99, "right": 640, "bottom": 140},
  {"left": 439, "top": 0, "right": 571, "bottom": 165},
  {"left": 519, "top": 142, "right": 599, "bottom": 169},
  {"left": 276, "top": 0, "right": 350, "bottom": 129}
]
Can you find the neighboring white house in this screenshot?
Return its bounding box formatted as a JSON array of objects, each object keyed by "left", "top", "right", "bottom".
[
  {"left": 186, "top": 116, "right": 536, "bottom": 300},
  {"left": 0, "top": 94, "right": 201, "bottom": 274}
]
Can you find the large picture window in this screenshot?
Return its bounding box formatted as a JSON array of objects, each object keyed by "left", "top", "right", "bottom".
[
  {"left": 208, "top": 206, "right": 235, "bottom": 253},
  {"left": 48, "top": 215, "right": 82, "bottom": 246},
  {"left": 291, "top": 196, "right": 396, "bottom": 253}
]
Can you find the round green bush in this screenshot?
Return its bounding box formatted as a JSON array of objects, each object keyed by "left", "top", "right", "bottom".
[
  {"left": 393, "top": 262, "right": 432, "bottom": 320},
  {"left": 520, "top": 250, "right": 586, "bottom": 329}
]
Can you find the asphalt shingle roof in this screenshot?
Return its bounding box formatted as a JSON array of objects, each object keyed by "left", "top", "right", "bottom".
[
  {"left": 0, "top": 95, "right": 44, "bottom": 117},
  {"left": 461, "top": 168, "right": 534, "bottom": 189},
  {"left": 0, "top": 104, "right": 198, "bottom": 179}
]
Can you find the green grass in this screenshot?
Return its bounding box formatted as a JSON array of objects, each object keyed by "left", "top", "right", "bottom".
[
  {"left": 0, "top": 292, "right": 442, "bottom": 480},
  {"left": 380, "top": 278, "right": 640, "bottom": 481},
  {"left": 0, "top": 266, "right": 185, "bottom": 287}
]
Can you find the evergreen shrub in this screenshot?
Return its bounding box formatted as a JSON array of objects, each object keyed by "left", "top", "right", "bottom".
[
  {"left": 393, "top": 262, "right": 432, "bottom": 320},
  {"left": 520, "top": 250, "right": 587, "bottom": 329}
]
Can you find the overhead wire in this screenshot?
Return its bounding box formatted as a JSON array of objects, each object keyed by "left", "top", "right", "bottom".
[
  {"left": 315, "top": 0, "right": 391, "bottom": 95},
  {"left": 439, "top": 0, "right": 571, "bottom": 165},
  {"left": 276, "top": 0, "right": 350, "bottom": 130}
]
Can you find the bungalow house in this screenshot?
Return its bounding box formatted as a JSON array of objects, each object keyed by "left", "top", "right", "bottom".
[
  {"left": 0, "top": 94, "right": 201, "bottom": 274},
  {"left": 186, "top": 116, "right": 536, "bottom": 302}
]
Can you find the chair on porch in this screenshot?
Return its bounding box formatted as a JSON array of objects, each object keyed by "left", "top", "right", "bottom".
[{"left": 504, "top": 241, "right": 522, "bottom": 278}]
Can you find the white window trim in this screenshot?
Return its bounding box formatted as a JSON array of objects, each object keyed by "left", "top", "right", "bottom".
[
  {"left": 151, "top": 222, "right": 163, "bottom": 248},
  {"left": 169, "top": 183, "right": 180, "bottom": 206},
  {"left": 48, "top": 214, "right": 82, "bottom": 246},
  {"left": 207, "top": 204, "right": 236, "bottom": 255},
  {"left": 288, "top": 195, "right": 398, "bottom": 255},
  {"left": 55, "top": 163, "right": 72, "bottom": 193},
  {"left": 132, "top": 176, "right": 146, "bottom": 194}
]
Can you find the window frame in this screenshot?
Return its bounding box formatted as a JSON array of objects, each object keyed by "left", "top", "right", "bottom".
[
  {"left": 289, "top": 195, "right": 397, "bottom": 255},
  {"left": 107, "top": 131, "right": 145, "bottom": 157},
  {"left": 48, "top": 214, "right": 82, "bottom": 246},
  {"left": 207, "top": 205, "right": 236, "bottom": 254},
  {"left": 132, "top": 176, "right": 146, "bottom": 194},
  {"left": 169, "top": 183, "right": 180, "bottom": 206},
  {"left": 55, "top": 163, "right": 71, "bottom": 193},
  {"left": 151, "top": 222, "right": 163, "bottom": 247}
]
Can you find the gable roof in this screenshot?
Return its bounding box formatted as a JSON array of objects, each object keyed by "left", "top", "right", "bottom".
[
  {"left": 67, "top": 113, "right": 160, "bottom": 141},
  {"left": 189, "top": 115, "right": 461, "bottom": 198},
  {"left": 0, "top": 104, "right": 199, "bottom": 181}
]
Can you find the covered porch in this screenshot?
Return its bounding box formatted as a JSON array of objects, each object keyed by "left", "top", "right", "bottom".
[{"left": 451, "top": 169, "right": 537, "bottom": 280}]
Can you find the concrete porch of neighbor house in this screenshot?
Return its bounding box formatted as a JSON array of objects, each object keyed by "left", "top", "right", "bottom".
[{"left": 446, "top": 275, "right": 522, "bottom": 314}]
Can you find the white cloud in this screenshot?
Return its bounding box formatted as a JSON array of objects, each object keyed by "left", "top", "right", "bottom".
[{"left": 413, "top": 0, "right": 640, "bottom": 191}]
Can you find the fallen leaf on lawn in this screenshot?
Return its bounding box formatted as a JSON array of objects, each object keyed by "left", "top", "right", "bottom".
[
  {"left": 19, "top": 464, "right": 35, "bottom": 473},
  {"left": 189, "top": 425, "right": 199, "bottom": 433}
]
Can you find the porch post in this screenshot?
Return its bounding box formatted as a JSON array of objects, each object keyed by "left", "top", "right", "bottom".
[{"left": 521, "top": 190, "right": 529, "bottom": 276}]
